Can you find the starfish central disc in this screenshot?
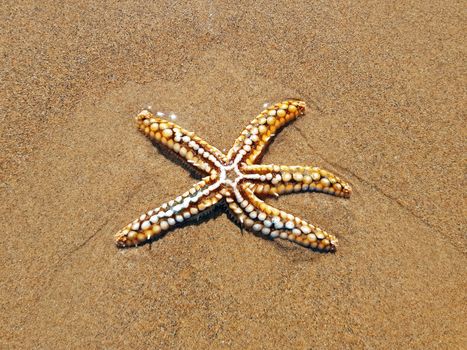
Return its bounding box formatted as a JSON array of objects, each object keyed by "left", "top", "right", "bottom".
[
  {"left": 115, "top": 100, "right": 352, "bottom": 253},
  {"left": 224, "top": 166, "right": 240, "bottom": 183}
]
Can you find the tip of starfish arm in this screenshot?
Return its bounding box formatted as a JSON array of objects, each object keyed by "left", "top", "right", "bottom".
[
  {"left": 343, "top": 185, "right": 352, "bottom": 197},
  {"left": 114, "top": 226, "right": 137, "bottom": 248},
  {"left": 138, "top": 109, "right": 151, "bottom": 117},
  {"left": 329, "top": 237, "right": 338, "bottom": 252},
  {"left": 114, "top": 231, "right": 128, "bottom": 247}
]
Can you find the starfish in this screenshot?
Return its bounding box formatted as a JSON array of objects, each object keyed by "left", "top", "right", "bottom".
[{"left": 115, "top": 100, "right": 351, "bottom": 252}]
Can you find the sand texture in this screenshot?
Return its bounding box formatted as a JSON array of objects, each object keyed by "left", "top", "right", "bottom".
[{"left": 1, "top": 1, "right": 465, "bottom": 349}]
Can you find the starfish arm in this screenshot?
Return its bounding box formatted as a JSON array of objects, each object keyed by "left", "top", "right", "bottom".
[
  {"left": 115, "top": 176, "right": 223, "bottom": 247},
  {"left": 227, "top": 182, "right": 337, "bottom": 252},
  {"left": 136, "top": 110, "right": 226, "bottom": 175},
  {"left": 226, "top": 100, "right": 306, "bottom": 165},
  {"left": 241, "top": 164, "right": 352, "bottom": 198}
]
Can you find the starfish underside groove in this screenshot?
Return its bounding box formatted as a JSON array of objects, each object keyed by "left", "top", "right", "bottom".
[{"left": 116, "top": 100, "right": 352, "bottom": 252}]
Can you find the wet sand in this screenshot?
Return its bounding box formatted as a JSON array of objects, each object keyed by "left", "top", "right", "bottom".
[{"left": 1, "top": 1, "right": 465, "bottom": 348}]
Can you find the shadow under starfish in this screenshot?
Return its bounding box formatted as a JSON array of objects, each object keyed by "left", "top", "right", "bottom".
[{"left": 115, "top": 100, "right": 352, "bottom": 252}]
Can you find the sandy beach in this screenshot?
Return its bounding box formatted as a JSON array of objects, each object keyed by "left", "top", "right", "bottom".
[{"left": 1, "top": 1, "right": 465, "bottom": 348}]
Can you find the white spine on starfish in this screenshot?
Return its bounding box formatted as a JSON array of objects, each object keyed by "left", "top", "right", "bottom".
[
  {"left": 155, "top": 178, "right": 226, "bottom": 220},
  {"left": 147, "top": 151, "right": 227, "bottom": 220}
]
